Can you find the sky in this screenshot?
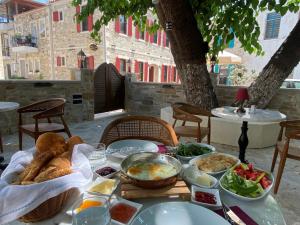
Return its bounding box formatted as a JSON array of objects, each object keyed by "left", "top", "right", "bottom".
[{"left": 35, "top": 0, "right": 48, "bottom": 3}]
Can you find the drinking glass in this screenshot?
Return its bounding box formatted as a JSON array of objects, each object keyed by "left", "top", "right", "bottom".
[
  {"left": 72, "top": 195, "right": 111, "bottom": 225},
  {"left": 88, "top": 143, "right": 106, "bottom": 167}
]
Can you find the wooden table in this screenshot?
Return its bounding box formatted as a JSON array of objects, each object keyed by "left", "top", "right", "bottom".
[
  {"left": 211, "top": 106, "right": 286, "bottom": 163},
  {"left": 18, "top": 156, "right": 286, "bottom": 225}
]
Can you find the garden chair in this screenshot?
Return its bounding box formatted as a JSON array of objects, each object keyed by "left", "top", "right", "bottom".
[
  {"left": 100, "top": 115, "right": 178, "bottom": 146},
  {"left": 18, "top": 98, "right": 71, "bottom": 150},
  {"left": 172, "top": 102, "right": 212, "bottom": 144},
  {"left": 271, "top": 120, "right": 300, "bottom": 194}
]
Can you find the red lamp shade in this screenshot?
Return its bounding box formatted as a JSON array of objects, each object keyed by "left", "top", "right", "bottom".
[{"left": 236, "top": 88, "right": 249, "bottom": 101}]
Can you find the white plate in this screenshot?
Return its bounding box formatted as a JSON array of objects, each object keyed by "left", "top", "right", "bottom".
[
  {"left": 219, "top": 166, "right": 274, "bottom": 201},
  {"left": 176, "top": 143, "right": 216, "bottom": 162},
  {"left": 131, "top": 202, "right": 230, "bottom": 225},
  {"left": 107, "top": 139, "right": 159, "bottom": 159},
  {"left": 110, "top": 196, "right": 143, "bottom": 225},
  {"left": 182, "top": 165, "right": 218, "bottom": 188},
  {"left": 189, "top": 152, "right": 240, "bottom": 176},
  {"left": 191, "top": 185, "right": 222, "bottom": 208}
]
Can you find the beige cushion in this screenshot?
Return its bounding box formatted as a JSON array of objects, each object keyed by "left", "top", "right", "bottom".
[{"left": 21, "top": 123, "right": 65, "bottom": 132}]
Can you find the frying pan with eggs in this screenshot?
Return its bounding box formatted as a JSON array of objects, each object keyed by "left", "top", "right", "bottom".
[{"left": 121, "top": 152, "right": 182, "bottom": 189}]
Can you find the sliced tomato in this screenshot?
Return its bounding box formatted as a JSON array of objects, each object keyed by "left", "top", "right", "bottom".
[{"left": 260, "top": 176, "right": 271, "bottom": 189}]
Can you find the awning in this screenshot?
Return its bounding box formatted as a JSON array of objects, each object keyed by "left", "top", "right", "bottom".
[{"left": 208, "top": 50, "right": 242, "bottom": 65}]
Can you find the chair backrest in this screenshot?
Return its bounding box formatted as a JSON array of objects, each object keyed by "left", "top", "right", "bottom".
[
  {"left": 18, "top": 98, "right": 66, "bottom": 119},
  {"left": 100, "top": 115, "right": 179, "bottom": 146},
  {"left": 278, "top": 120, "right": 300, "bottom": 141},
  {"left": 172, "top": 102, "right": 211, "bottom": 125}
]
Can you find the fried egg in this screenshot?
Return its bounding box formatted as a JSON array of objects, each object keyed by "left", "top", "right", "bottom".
[{"left": 127, "top": 162, "right": 177, "bottom": 180}]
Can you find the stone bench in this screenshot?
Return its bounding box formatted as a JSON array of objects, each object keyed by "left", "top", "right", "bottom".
[{"left": 161, "top": 106, "right": 281, "bottom": 149}]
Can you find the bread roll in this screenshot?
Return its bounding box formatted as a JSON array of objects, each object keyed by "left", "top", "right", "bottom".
[
  {"left": 36, "top": 132, "right": 66, "bottom": 155},
  {"left": 66, "top": 136, "right": 84, "bottom": 152}
]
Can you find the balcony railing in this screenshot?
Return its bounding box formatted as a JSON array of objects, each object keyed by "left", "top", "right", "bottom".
[
  {"left": 0, "top": 14, "right": 13, "bottom": 23},
  {"left": 12, "top": 35, "right": 38, "bottom": 48},
  {"left": 11, "top": 35, "right": 38, "bottom": 53}
]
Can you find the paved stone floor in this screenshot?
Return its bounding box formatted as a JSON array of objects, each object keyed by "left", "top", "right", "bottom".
[{"left": 1, "top": 115, "right": 299, "bottom": 225}]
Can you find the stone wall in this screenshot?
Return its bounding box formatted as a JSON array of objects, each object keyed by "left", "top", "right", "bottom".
[
  {"left": 0, "top": 69, "right": 94, "bottom": 134},
  {"left": 125, "top": 79, "right": 300, "bottom": 120}
]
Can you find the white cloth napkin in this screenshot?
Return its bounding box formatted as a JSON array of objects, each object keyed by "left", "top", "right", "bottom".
[{"left": 0, "top": 143, "right": 94, "bottom": 225}]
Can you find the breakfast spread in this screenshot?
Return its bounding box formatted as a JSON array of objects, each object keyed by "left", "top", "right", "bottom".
[
  {"left": 12, "top": 133, "right": 84, "bottom": 185},
  {"left": 195, "top": 153, "right": 238, "bottom": 173},
  {"left": 127, "top": 162, "right": 177, "bottom": 180}
]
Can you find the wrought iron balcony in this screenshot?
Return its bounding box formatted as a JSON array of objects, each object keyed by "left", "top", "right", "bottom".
[{"left": 11, "top": 35, "right": 38, "bottom": 53}]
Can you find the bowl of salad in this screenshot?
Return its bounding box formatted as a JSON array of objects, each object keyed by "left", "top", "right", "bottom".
[
  {"left": 176, "top": 143, "right": 215, "bottom": 162},
  {"left": 220, "top": 163, "right": 273, "bottom": 201}
]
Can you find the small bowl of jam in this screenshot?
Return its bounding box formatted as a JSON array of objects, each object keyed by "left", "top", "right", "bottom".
[{"left": 94, "top": 165, "right": 120, "bottom": 178}]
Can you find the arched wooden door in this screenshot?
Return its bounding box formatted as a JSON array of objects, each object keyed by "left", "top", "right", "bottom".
[{"left": 94, "top": 63, "right": 125, "bottom": 113}]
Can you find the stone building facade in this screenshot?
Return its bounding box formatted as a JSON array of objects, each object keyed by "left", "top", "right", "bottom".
[
  {"left": 0, "top": 0, "right": 178, "bottom": 82},
  {"left": 228, "top": 10, "right": 300, "bottom": 79}
]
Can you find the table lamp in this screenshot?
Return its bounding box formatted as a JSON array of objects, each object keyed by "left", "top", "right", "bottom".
[{"left": 235, "top": 88, "right": 249, "bottom": 113}]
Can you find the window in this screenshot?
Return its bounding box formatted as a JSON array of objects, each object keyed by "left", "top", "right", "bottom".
[
  {"left": 163, "top": 65, "right": 168, "bottom": 81},
  {"left": 265, "top": 12, "right": 281, "bottom": 39},
  {"left": 120, "top": 59, "right": 126, "bottom": 74},
  {"left": 57, "top": 56, "right": 66, "bottom": 67},
  {"left": 31, "top": 22, "right": 38, "bottom": 38},
  {"left": 61, "top": 57, "right": 66, "bottom": 66},
  {"left": 16, "top": 25, "right": 23, "bottom": 34},
  {"left": 166, "top": 35, "right": 170, "bottom": 47},
  {"left": 39, "top": 18, "right": 46, "bottom": 38},
  {"left": 139, "top": 30, "right": 145, "bottom": 40},
  {"left": 81, "top": 6, "right": 88, "bottom": 32},
  {"left": 29, "top": 60, "right": 33, "bottom": 73},
  {"left": 139, "top": 62, "right": 144, "bottom": 81},
  {"left": 153, "top": 31, "right": 158, "bottom": 44},
  {"left": 173, "top": 68, "right": 177, "bottom": 82},
  {"left": 59, "top": 11, "right": 63, "bottom": 21},
  {"left": 35, "top": 59, "right": 40, "bottom": 72},
  {"left": 119, "top": 15, "right": 127, "bottom": 34}
]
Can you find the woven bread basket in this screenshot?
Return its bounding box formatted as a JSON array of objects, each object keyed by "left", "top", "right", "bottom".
[{"left": 19, "top": 188, "right": 76, "bottom": 223}]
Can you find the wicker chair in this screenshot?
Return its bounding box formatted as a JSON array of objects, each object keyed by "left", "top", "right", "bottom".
[
  {"left": 172, "top": 102, "right": 212, "bottom": 143},
  {"left": 271, "top": 120, "right": 300, "bottom": 194},
  {"left": 100, "top": 115, "right": 179, "bottom": 146},
  {"left": 18, "top": 98, "right": 71, "bottom": 150}
]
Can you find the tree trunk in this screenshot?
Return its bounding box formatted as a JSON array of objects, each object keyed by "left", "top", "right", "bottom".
[
  {"left": 155, "top": 0, "right": 218, "bottom": 110},
  {"left": 248, "top": 20, "right": 300, "bottom": 108}
]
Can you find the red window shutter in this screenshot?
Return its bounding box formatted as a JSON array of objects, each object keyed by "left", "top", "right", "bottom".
[
  {"left": 135, "top": 26, "right": 139, "bottom": 39},
  {"left": 115, "top": 57, "right": 120, "bottom": 71},
  {"left": 128, "top": 16, "right": 132, "bottom": 36},
  {"left": 115, "top": 17, "right": 120, "bottom": 33},
  {"left": 161, "top": 64, "right": 165, "bottom": 82},
  {"left": 163, "top": 32, "right": 166, "bottom": 47},
  {"left": 158, "top": 30, "right": 161, "bottom": 46},
  {"left": 53, "top": 11, "right": 59, "bottom": 22},
  {"left": 145, "top": 19, "right": 149, "bottom": 42},
  {"left": 56, "top": 56, "right": 61, "bottom": 66},
  {"left": 88, "top": 15, "right": 93, "bottom": 32},
  {"left": 135, "top": 60, "right": 139, "bottom": 73},
  {"left": 76, "top": 6, "right": 81, "bottom": 32},
  {"left": 88, "top": 56, "right": 94, "bottom": 70},
  {"left": 144, "top": 62, "right": 148, "bottom": 82}
]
